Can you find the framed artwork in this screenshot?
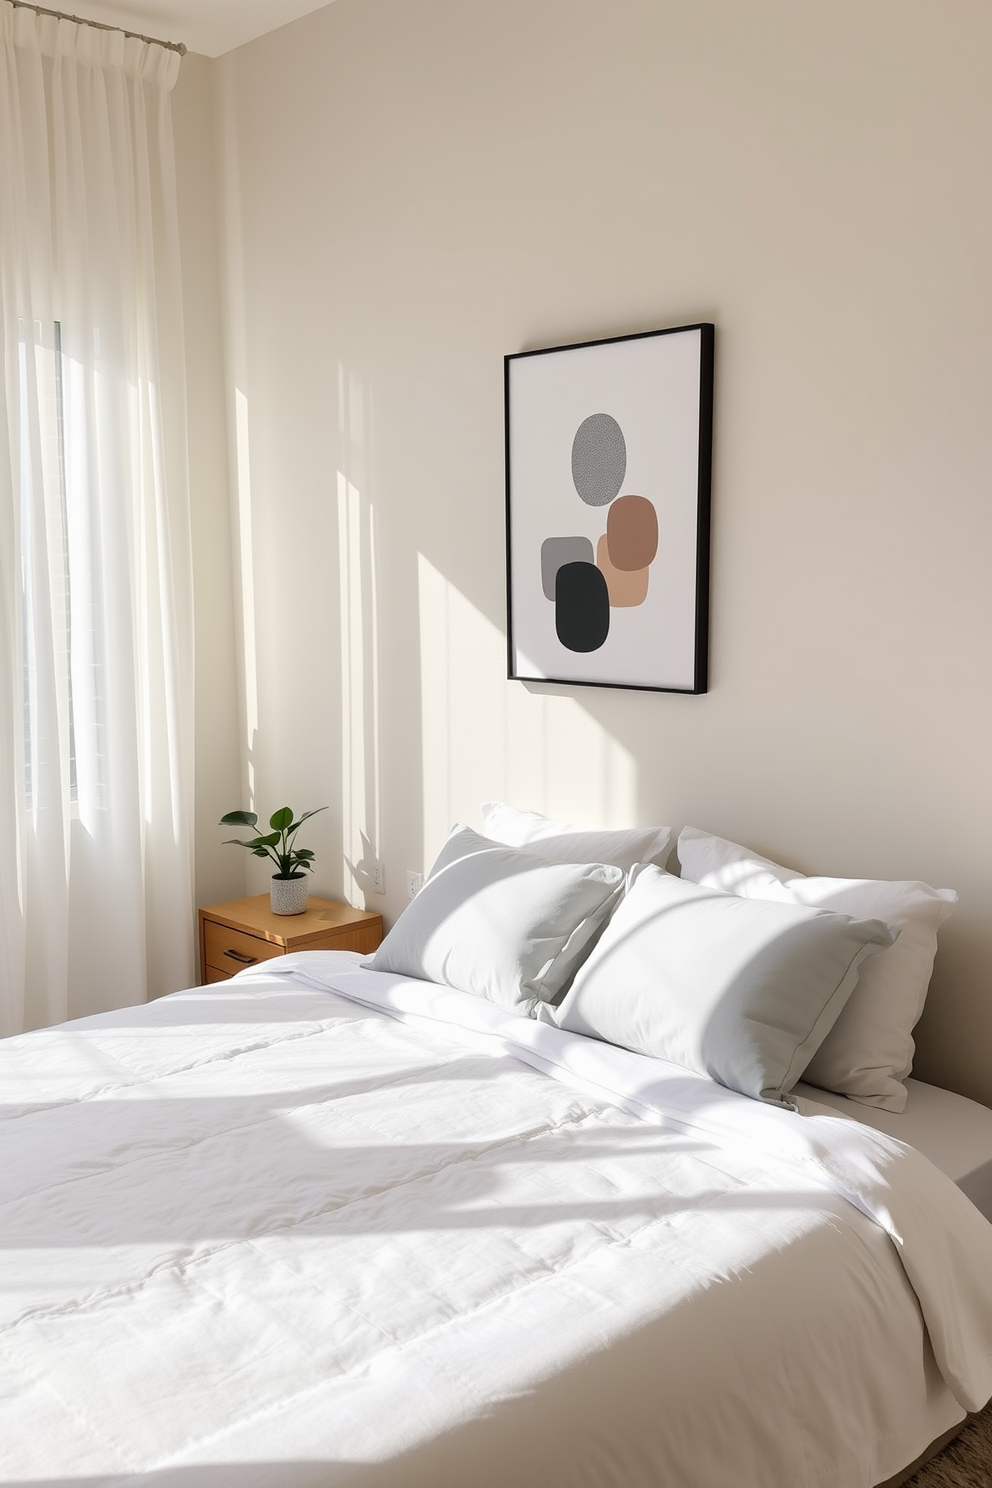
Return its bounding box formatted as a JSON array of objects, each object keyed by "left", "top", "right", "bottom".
[{"left": 504, "top": 322, "right": 714, "bottom": 694}]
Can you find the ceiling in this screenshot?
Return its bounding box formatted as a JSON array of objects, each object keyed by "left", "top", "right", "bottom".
[{"left": 66, "top": 0, "right": 334, "bottom": 57}]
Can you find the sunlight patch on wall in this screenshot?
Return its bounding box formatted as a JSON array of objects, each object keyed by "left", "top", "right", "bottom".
[
  {"left": 233, "top": 388, "right": 258, "bottom": 805},
  {"left": 417, "top": 555, "right": 636, "bottom": 863},
  {"left": 337, "top": 366, "right": 380, "bottom": 904}
]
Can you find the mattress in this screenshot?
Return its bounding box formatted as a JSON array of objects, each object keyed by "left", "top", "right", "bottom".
[
  {"left": 795, "top": 1078, "right": 992, "bottom": 1222},
  {"left": 3, "top": 949, "right": 992, "bottom": 1488}
]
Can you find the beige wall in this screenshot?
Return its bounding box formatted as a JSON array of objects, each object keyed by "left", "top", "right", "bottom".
[
  {"left": 179, "top": 0, "right": 992, "bottom": 1102},
  {"left": 173, "top": 53, "right": 245, "bottom": 916}
]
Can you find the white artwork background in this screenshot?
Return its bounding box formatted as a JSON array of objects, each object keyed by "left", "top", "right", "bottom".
[{"left": 508, "top": 330, "right": 703, "bottom": 690}]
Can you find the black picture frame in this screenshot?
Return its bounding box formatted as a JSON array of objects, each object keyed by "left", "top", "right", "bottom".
[{"left": 505, "top": 322, "right": 714, "bottom": 694}]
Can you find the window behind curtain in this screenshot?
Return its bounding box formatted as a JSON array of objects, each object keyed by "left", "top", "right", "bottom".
[
  {"left": 1, "top": 12, "right": 194, "bottom": 1033},
  {"left": 18, "top": 320, "right": 78, "bottom": 811}
]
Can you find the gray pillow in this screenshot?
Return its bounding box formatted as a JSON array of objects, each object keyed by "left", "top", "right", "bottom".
[
  {"left": 369, "top": 824, "right": 625, "bottom": 1015},
  {"left": 479, "top": 800, "right": 671, "bottom": 869},
  {"left": 549, "top": 866, "right": 898, "bottom": 1105}
]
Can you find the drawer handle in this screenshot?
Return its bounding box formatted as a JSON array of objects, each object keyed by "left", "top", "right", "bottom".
[{"left": 223, "top": 948, "right": 257, "bottom": 965}]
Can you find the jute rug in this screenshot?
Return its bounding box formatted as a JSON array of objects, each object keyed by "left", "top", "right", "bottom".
[{"left": 902, "top": 1399, "right": 992, "bottom": 1486}]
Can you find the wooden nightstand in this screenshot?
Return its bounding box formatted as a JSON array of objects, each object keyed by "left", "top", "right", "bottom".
[{"left": 198, "top": 895, "right": 383, "bottom": 984}]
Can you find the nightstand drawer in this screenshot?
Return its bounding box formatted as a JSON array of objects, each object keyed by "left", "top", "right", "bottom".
[
  {"left": 205, "top": 964, "right": 236, "bottom": 984},
  {"left": 203, "top": 921, "right": 285, "bottom": 976},
  {"left": 198, "top": 895, "right": 382, "bottom": 986}
]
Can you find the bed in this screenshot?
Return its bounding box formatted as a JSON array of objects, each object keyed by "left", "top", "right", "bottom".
[
  {"left": 4, "top": 947, "right": 992, "bottom": 1488},
  {"left": 794, "top": 1077, "right": 992, "bottom": 1224},
  {"left": 5, "top": 812, "right": 992, "bottom": 1488}
]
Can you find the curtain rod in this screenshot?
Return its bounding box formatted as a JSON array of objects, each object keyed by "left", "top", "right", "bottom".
[{"left": 10, "top": 0, "right": 186, "bottom": 54}]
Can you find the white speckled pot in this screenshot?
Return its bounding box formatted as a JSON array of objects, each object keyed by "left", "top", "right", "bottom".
[{"left": 270, "top": 874, "right": 308, "bottom": 915}]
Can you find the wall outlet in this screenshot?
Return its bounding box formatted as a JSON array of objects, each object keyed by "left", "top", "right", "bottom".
[
  {"left": 406, "top": 870, "right": 423, "bottom": 900},
  {"left": 371, "top": 859, "right": 385, "bottom": 895}
]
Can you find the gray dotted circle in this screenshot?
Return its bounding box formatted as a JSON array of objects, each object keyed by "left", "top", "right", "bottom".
[{"left": 571, "top": 413, "right": 626, "bottom": 507}]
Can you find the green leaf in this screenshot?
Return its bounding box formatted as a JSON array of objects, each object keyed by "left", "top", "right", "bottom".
[
  {"left": 221, "top": 807, "right": 324, "bottom": 879},
  {"left": 220, "top": 810, "right": 257, "bottom": 828},
  {"left": 294, "top": 807, "right": 328, "bottom": 826}
]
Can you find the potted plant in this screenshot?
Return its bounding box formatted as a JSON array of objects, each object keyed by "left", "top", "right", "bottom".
[{"left": 220, "top": 805, "right": 327, "bottom": 915}]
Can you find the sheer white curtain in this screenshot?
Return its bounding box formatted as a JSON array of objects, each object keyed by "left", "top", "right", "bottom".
[{"left": 0, "top": 4, "right": 194, "bottom": 1033}]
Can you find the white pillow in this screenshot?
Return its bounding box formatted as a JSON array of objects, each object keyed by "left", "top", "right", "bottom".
[
  {"left": 677, "top": 827, "right": 958, "bottom": 1112},
  {"left": 549, "top": 866, "right": 896, "bottom": 1106},
  {"left": 370, "top": 823, "right": 625, "bottom": 1015},
  {"left": 480, "top": 800, "right": 671, "bottom": 870}
]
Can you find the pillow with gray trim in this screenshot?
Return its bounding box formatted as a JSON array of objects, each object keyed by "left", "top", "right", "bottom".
[
  {"left": 369, "top": 823, "right": 625, "bottom": 1015},
  {"left": 549, "top": 865, "right": 897, "bottom": 1106},
  {"left": 480, "top": 800, "right": 671, "bottom": 870}
]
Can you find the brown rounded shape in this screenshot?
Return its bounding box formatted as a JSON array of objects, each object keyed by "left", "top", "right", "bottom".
[
  {"left": 606, "top": 495, "right": 658, "bottom": 572},
  {"left": 596, "top": 534, "right": 649, "bottom": 608}
]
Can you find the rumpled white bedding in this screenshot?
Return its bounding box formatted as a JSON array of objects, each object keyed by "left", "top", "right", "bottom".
[{"left": 3, "top": 949, "right": 992, "bottom": 1488}]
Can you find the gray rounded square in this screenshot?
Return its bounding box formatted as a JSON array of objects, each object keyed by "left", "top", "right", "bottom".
[{"left": 541, "top": 536, "right": 594, "bottom": 601}]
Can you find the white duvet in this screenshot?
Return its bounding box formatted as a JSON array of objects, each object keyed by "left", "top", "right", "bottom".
[{"left": 3, "top": 950, "right": 992, "bottom": 1488}]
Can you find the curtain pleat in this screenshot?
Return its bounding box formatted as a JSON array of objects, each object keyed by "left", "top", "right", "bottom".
[{"left": 0, "top": 2, "right": 193, "bottom": 1032}]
